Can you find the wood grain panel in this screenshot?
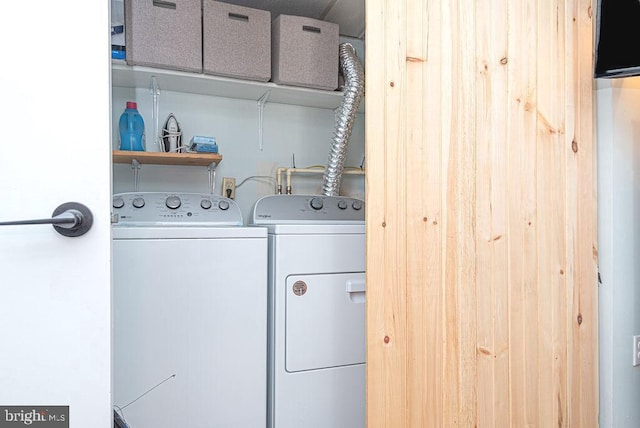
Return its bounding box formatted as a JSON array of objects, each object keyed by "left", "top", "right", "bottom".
[
  {"left": 365, "top": 0, "right": 597, "bottom": 426},
  {"left": 475, "top": 0, "right": 510, "bottom": 425},
  {"left": 365, "top": 0, "right": 410, "bottom": 425},
  {"left": 405, "top": 0, "right": 429, "bottom": 425},
  {"left": 507, "top": 1, "right": 540, "bottom": 426},
  {"left": 422, "top": 0, "right": 445, "bottom": 425},
  {"left": 572, "top": 0, "right": 599, "bottom": 425},
  {"left": 443, "top": 0, "right": 478, "bottom": 425}
]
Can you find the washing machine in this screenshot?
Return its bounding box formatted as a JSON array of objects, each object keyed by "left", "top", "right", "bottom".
[
  {"left": 112, "top": 192, "right": 267, "bottom": 428},
  {"left": 250, "top": 194, "right": 366, "bottom": 428}
]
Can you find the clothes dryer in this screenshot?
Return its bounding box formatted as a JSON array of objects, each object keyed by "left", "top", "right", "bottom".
[
  {"left": 112, "top": 192, "right": 267, "bottom": 428},
  {"left": 250, "top": 194, "right": 366, "bottom": 428}
]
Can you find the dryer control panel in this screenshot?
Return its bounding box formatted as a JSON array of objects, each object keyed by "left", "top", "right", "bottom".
[
  {"left": 250, "top": 195, "right": 365, "bottom": 224},
  {"left": 112, "top": 192, "right": 242, "bottom": 226}
]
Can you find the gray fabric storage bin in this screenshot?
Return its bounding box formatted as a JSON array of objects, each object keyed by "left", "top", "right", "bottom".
[
  {"left": 203, "top": 1, "right": 271, "bottom": 82},
  {"left": 272, "top": 15, "right": 339, "bottom": 90},
  {"left": 125, "top": 0, "right": 202, "bottom": 73}
]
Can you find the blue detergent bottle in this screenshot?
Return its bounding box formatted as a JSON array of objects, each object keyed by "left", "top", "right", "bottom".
[{"left": 118, "top": 101, "right": 145, "bottom": 151}]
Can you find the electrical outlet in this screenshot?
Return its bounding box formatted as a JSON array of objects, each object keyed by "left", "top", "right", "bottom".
[
  {"left": 634, "top": 335, "right": 640, "bottom": 367},
  {"left": 222, "top": 177, "right": 236, "bottom": 199}
]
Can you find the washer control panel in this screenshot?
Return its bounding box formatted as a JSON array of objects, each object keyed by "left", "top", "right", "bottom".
[
  {"left": 112, "top": 192, "right": 242, "bottom": 226},
  {"left": 250, "top": 195, "right": 365, "bottom": 224}
]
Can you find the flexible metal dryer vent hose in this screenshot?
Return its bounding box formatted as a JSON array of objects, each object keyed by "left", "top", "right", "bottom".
[{"left": 321, "top": 43, "right": 365, "bottom": 196}]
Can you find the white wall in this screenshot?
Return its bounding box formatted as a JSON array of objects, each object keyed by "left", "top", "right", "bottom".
[
  {"left": 111, "top": 86, "right": 366, "bottom": 222},
  {"left": 597, "top": 77, "right": 640, "bottom": 427}
]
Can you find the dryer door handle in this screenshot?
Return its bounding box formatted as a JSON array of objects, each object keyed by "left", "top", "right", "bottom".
[{"left": 346, "top": 278, "right": 366, "bottom": 294}]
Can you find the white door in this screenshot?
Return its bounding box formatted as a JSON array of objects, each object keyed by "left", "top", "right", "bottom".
[{"left": 0, "top": 2, "right": 112, "bottom": 427}]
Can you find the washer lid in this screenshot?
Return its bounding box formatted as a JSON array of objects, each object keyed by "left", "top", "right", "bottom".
[
  {"left": 249, "top": 194, "right": 365, "bottom": 225},
  {"left": 261, "top": 223, "right": 365, "bottom": 235},
  {"left": 112, "top": 226, "right": 267, "bottom": 239}
]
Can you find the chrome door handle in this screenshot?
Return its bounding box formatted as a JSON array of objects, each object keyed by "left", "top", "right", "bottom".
[{"left": 0, "top": 202, "right": 93, "bottom": 237}]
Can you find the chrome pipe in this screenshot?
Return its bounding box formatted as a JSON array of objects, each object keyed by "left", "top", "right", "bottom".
[{"left": 321, "top": 43, "right": 365, "bottom": 196}]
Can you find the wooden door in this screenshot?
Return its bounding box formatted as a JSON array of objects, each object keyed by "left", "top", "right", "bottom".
[{"left": 365, "top": 0, "right": 597, "bottom": 426}]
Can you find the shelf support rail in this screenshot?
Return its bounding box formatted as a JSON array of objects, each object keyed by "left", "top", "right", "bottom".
[
  {"left": 131, "top": 159, "right": 141, "bottom": 192},
  {"left": 208, "top": 162, "right": 217, "bottom": 195},
  {"left": 257, "top": 90, "right": 271, "bottom": 151},
  {"left": 150, "top": 76, "right": 161, "bottom": 152}
]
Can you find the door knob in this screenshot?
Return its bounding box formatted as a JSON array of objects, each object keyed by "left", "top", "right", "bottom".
[{"left": 0, "top": 202, "right": 93, "bottom": 237}]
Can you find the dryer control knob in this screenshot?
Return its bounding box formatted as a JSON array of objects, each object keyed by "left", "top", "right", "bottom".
[
  {"left": 113, "top": 196, "right": 125, "bottom": 209},
  {"left": 165, "top": 196, "right": 181, "bottom": 209},
  {"left": 337, "top": 200, "right": 348, "bottom": 210},
  {"left": 218, "top": 200, "right": 230, "bottom": 210},
  {"left": 132, "top": 197, "right": 145, "bottom": 209},
  {"left": 310, "top": 197, "right": 324, "bottom": 210},
  {"left": 352, "top": 200, "right": 363, "bottom": 211},
  {"left": 200, "top": 199, "right": 212, "bottom": 210}
]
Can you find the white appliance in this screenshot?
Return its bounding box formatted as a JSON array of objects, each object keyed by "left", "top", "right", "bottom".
[
  {"left": 250, "top": 194, "right": 366, "bottom": 428},
  {"left": 112, "top": 192, "right": 267, "bottom": 428}
]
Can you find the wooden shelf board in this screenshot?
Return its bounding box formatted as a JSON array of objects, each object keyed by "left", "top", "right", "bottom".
[{"left": 112, "top": 150, "right": 222, "bottom": 167}]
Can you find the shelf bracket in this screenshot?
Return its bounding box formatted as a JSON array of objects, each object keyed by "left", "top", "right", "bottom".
[
  {"left": 150, "top": 76, "right": 161, "bottom": 152},
  {"left": 207, "top": 162, "right": 217, "bottom": 195},
  {"left": 131, "top": 159, "right": 141, "bottom": 192},
  {"left": 257, "top": 90, "right": 271, "bottom": 151}
]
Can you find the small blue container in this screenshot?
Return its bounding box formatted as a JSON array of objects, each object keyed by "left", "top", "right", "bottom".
[{"left": 118, "top": 101, "right": 145, "bottom": 151}]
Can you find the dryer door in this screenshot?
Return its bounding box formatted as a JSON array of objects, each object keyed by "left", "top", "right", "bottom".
[{"left": 285, "top": 272, "right": 365, "bottom": 372}]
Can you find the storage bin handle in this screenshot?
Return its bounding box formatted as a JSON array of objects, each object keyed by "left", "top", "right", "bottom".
[
  {"left": 303, "top": 25, "right": 321, "bottom": 34},
  {"left": 228, "top": 13, "right": 249, "bottom": 22},
  {"left": 153, "top": 0, "right": 176, "bottom": 10}
]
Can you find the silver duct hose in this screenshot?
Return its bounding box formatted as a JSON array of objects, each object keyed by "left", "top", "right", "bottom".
[{"left": 321, "top": 43, "right": 365, "bottom": 196}]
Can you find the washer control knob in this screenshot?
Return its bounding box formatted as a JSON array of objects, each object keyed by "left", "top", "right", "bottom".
[
  {"left": 337, "top": 200, "right": 348, "bottom": 210},
  {"left": 352, "top": 200, "right": 363, "bottom": 211},
  {"left": 165, "top": 196, "right": 181, "bottom": 210},
  {"left": 218, "top": 200, "right": 230, "bottom": 211},
  {"left": 132, "top": 197, "right": 145, "bottom": 209},
  {"left": 310, "top": 197, "right": 324, "bottom": 210},
  {"left": 200, "top": 199, "right": 212, "bottom": 210},
  {"left": 112, "top": 197, "right": 125, "bottom": 209}
]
